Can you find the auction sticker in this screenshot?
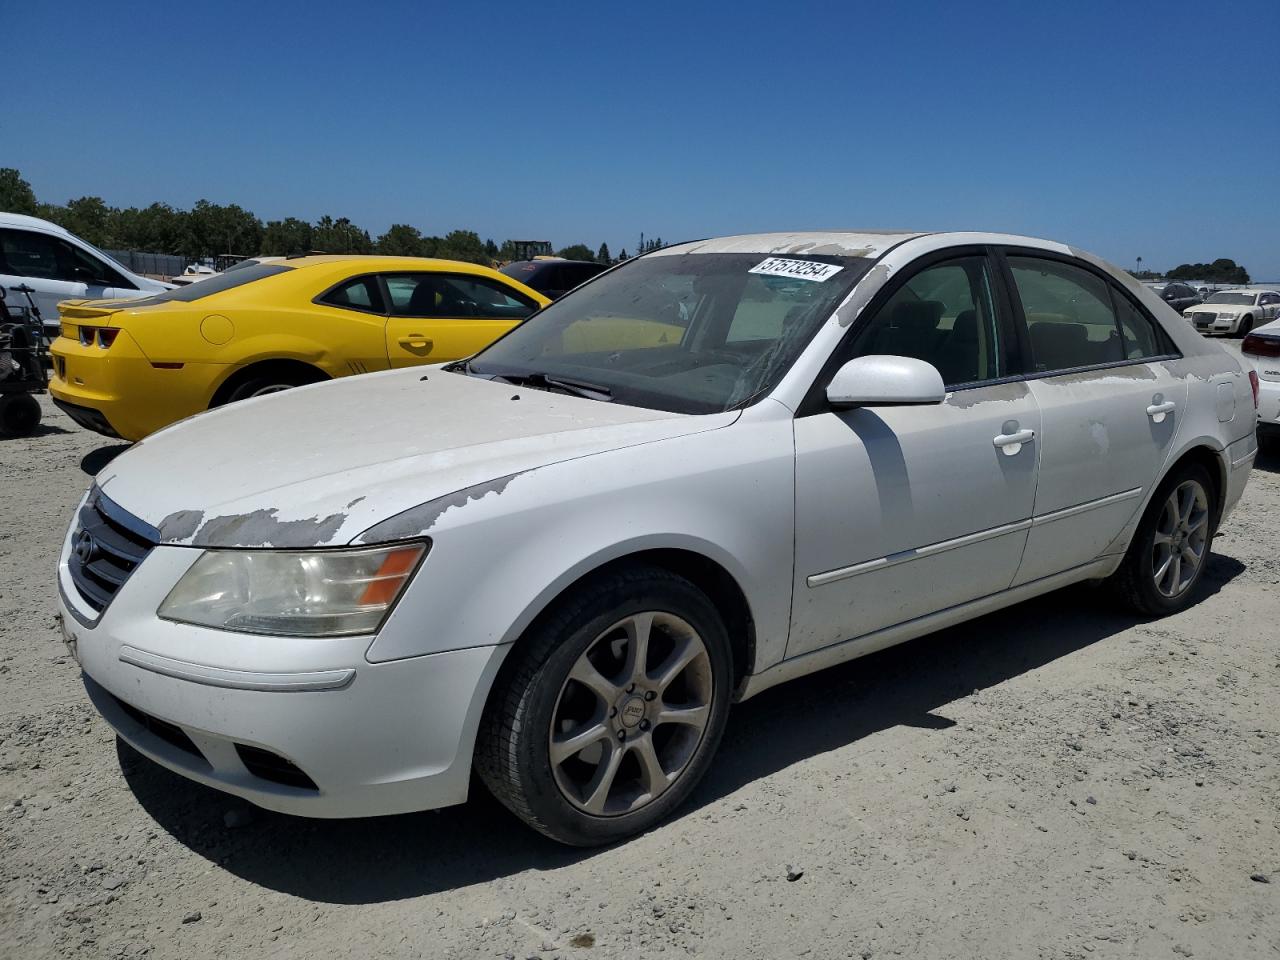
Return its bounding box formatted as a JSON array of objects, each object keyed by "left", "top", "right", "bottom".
[{"left": 748, "top": 257, "right": 844, "bottom": 282}]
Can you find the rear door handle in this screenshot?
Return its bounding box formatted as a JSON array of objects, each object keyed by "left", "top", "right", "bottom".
[
  {"left": 993, "top": 429, "right": 1035, "bottom": 455},
  {"left": 1146, "top": 400, "right": 1176, "bottom": 422}
]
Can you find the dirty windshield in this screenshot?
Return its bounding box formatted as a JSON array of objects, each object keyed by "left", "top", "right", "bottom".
[{"left": 466, "top": 252, "right": 869, "bottom": 413}]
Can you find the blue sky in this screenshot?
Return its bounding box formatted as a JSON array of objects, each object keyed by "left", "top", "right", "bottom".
[{"left": 6, "top": 0, "right": 1278, "bottom": 275}]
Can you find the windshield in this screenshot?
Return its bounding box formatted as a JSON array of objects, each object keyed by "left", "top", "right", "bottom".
[
  {"left": 1206, "top": 292, "right": 1254, "bottom": 305},
  {"left": 467, "top": 252, "right": 870, "bottom": 414}
]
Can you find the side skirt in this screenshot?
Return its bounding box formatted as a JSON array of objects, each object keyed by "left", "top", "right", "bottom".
[{"left": 737, "top": 557, "right": 1118, "bottom": 702}]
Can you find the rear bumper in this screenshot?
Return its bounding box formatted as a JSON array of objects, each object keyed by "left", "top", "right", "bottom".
[
  {"left": 1221, "top": 432, "right": 1257, "bottom": 523},
  {"left": 1255, "top": 377, "right": 1280, "bottom": 430},
  {"left": 49, "top": 332, "right": 225, "bottom": 441},
  {"left": 51, "top": 397, "right": 122, "bottom": 438}
]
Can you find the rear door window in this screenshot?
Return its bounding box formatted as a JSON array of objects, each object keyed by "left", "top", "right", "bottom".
[{"left": 1007, "top": 257, "right": 1125, "bottom": 372}]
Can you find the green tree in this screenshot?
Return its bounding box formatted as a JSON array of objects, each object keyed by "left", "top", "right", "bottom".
[
  {"left": 597, "top": 242, "right": 611, "bottom": 264},
  {"left": 185, "top": 200, "right": 263, "bottom": 258},
  {"left": 1167, "top": 259, "right": 1250, "bottom": 284},
  {"left": 312, "top": 216, "right": 372, "bottom": 254},
  {"left": 42, "top": 196, "right": 118, "bottom": 248},
  {"left": 261, "top": 217, "right": 314, "bottom": 256},
  {"left": 557, "top": 243, "right": 595, "bottom": 261},
  {"left": 484, "top": 238, "right": 499, "bottom": 259},
  {"left": 617, "top": 248, "right": 629, "bottom": 261},
  {"left": 375, "top": 223, "right": 427, "bottom": 257},
  {"left": 0, "top": 168, "right": 38, "bottom": 215},
  {"left": 435, "top": 229, "right": 490, "bottom": 265},
  {"left": 115, "top": 203, "right": 188, "bottom": 254}
]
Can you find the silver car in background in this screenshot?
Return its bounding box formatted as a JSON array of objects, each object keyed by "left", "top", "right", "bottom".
[{"left": 57, "top": 231, "right": 1258, "bottom": 846}]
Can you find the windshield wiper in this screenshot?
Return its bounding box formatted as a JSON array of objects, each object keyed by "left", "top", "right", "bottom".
[{"left": 500, "top": 371, "right": 614, "bottom": 401}]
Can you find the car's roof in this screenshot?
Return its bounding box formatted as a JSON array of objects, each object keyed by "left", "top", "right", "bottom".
[
  {"left": 0, "top": 211, "right": 72, "bottom": 235},
  {"left": 504, "top": 259, "right": 600, "bottom": 269},
  {"left": 279, "top": 254, "right": 503, "bottom": 274},
  {"left": 653, "top": 230, "right": 1078, "bottom": 259}
]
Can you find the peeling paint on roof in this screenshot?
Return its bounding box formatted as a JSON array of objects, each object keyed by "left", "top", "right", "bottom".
[{"left": 654, "top": 232, "right": 925, "bottom": 259}]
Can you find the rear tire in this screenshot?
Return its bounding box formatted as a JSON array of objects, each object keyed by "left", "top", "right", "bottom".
[
  {"left": 0, "top": 394, "right": 41, "bottom": 437},
  {"left": 1107, "top": 462, "right": 1216, "bottom": 616},
  {"left": 220, "top": 366, "right": 325, "bottom": 405},
  {"left": 475, "top": 565, "right": 733, "bottom": 846}
]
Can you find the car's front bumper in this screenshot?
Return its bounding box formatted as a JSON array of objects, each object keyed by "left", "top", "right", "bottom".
[
  {"left": 1185, "top": 314, "right": 1238, "bottom": 335},
  {"left": 58, "top": 534, "right": 509, "bottom": 818}
]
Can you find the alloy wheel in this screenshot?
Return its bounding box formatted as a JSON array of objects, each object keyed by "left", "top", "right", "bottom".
[
  {"left": 1151, "top": 479, "right": 1209, "bottom": 598},
  {"left": 549, "top": 611, "right": 713, "bottom": 817}
]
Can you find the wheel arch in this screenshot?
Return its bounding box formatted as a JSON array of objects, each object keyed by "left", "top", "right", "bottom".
[
  {"left": 1163, "top": 442, "right": 1227, "bottom": 526},
  {"left": 209, "top": 358, "right": 331, "bottom": 407},
  {"left": 487, "top": 546, "right": 758, "bottom": 701}
]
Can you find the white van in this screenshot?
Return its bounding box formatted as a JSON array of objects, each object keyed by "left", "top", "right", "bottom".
[{"left": 0, "top": 212, "right": 173, "bottom": 338}]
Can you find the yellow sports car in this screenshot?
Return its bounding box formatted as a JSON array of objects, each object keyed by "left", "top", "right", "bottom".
[{"left": 49, "top": 256, "right": 549, "bottom": 440}]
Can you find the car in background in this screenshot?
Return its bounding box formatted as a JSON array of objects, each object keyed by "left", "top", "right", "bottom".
[
  {"left": 0, "top": 212, "right": 173, "bottom": 341},
  {"left": 1242, "top": 318, "right": 1280, "bottom": 448},
  {"left": 1151, "top": 281, "right": 1202, "bottom": 313},
  {"left": 49, "top": 255, "right": 548, "bottom": 440},
  {"left": 500, "top": 259, "right": 607, "bottom": 299},
  {"left": 56, "top": 230, "right": 1257, "bottom": 846},
  {"left": 1183, "top": 289, "right": 1280, "bottom": 337}
]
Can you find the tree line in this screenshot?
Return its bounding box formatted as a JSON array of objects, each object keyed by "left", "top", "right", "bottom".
[{"left": 0, "top": 168, "right": 628, "bottom": 266}]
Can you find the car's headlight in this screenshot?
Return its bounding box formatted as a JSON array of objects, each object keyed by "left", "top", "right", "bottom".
[
  {"left": 158, "top": 543, "right": 427, "bottom": 637},
  {"left": 1219, "top": 312, "right": 1236, "bottom": 320}
]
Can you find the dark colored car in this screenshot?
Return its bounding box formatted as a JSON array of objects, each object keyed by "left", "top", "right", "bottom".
[
  {"left": 1153, "top": 281, "right": 1203, "bottom": 313},
  {"left": 499, "top": 259, "right": 607, "bottom": 300}
]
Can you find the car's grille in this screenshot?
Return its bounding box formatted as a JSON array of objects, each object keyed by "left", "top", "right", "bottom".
[{"left": 68, "top": 489, "right": 158, "bottom": 614}]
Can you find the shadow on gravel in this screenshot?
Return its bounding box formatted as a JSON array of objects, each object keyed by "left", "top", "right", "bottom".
[
  {"left": 117, "top": 557, "right": 1246, "bottom": 905},
  {"left": 15, "top": 421, "right": 72, "bottom": 438},
  {"left": 80, "top": 443, "right": 131, "bottom": 476},
  {"left": 1254, "top": 441, "right": 1279, "bottom": 474}
]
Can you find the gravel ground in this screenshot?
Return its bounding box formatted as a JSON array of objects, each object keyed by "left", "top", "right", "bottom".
[{"left": 2, "top": 375, "right": 1278, "bottom": 960}]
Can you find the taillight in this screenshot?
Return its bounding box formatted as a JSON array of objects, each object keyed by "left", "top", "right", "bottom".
[
  {"left": 96, "top": 328, "right": 120, "bottom": 349},
  {"left": 1242, "top": 333, "right": 1280, "bottom": 358},
  {"left": 1249, "top": 370, "right": 1259, "bottom": 410}
]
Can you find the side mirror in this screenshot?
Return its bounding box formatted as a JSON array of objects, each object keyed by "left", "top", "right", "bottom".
[{"left": 826, "top": 355, "right": 946, "bottom": 409}]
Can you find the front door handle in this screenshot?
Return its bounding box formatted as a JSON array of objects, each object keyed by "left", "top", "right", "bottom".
[
  {"left": 398, "top": 334, "right": 433, "bottom": 351},
  {"left": 993, "top": 428, "right": 1034, "bottom": 456},
  {"left": 993, "top": 428, "right": 1034, "bottom": 448},
  {"left": 1146, "top": 400, "right": 1176, "bottom": 422}
]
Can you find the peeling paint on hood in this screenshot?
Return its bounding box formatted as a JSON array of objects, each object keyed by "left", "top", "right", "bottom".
[{"left": 98, "top": 367, "right": 738, "bottom": 548}]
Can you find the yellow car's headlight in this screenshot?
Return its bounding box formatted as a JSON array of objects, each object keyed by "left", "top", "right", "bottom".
[{"left": 158, "top": 543, "right": 427, "bottom": 637}]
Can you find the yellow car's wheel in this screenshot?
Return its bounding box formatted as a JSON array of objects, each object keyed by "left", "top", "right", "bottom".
[{"left": 214, "top": 362, "right": 328, "bottom": 408}]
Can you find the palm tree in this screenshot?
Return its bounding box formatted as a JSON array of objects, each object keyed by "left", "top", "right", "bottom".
[{"left": 1136, "top": 256, "right": 1143, "bottom": 275}]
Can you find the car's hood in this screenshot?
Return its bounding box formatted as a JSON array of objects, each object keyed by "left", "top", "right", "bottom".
[{"left": 94, "top": 367, "right": 737, "bottom": 548}]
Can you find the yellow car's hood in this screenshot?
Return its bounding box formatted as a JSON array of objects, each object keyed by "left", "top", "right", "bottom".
[{"left": 93, "top": 366, "right": 737, "bottom": 548}]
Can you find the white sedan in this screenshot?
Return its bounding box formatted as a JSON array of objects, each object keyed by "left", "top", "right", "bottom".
[
  {"left": 1242, "top": 318, "right": 1280, "bottom": 447},
  {"left": 57, "top": 231, "right": 1258, "bottom": 846},
  {"left": 1183, "top": 288, "right": 1280, "bottom": 337}
]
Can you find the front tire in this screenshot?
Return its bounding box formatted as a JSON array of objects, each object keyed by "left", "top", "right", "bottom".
[
  {"left": 1108, "top": 462, "right": 1216, "bottom": 616},
  {"left": 1236, "top": 315, "right": 1254, "bottom": 338},
  {"left": 476, "top": 566, "right": 733, "bottom": 846}
]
